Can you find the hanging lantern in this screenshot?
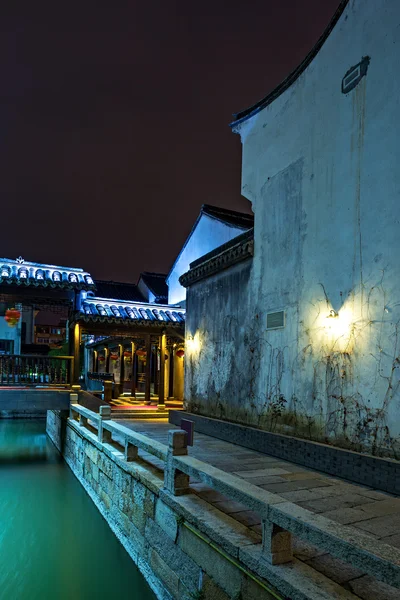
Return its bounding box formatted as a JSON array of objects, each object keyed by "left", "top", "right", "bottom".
[
  {"left": 176, "top": 349, "right": 185, "bottom": 358},
  {"left": 110, "top": 353, "right": 118, "bottom": 361},
  {"left": 123, "top": 351, "right": 132, "bottom": 361},
  {"left": 98, "top": 356, "right": 105, "bottom": 363},
  {"left": 136, "top": 349, "right": 147, "bottom": 362},
  {"left": 4, "top": 307, "right": 21, "bottom": 328}
]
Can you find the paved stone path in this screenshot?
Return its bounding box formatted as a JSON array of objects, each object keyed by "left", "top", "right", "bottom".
[{"left": 116, "top": 418, "right": 400, "bottom": 600}]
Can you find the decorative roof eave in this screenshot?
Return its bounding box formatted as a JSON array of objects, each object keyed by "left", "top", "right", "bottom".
[
  {"left": 0, "top": 276, "right": 95, "bottom": 292},
  {"left": 179, "top": 229, "right": 254, "bottom": 288},
  {"left": 229, "top": 0, "right": 349, "bottom": 129},
  {"left": 166, "top": 204, "right": 253, "bottom": 285},
  {"left": 0, "top": 257, "right": 95, "bottom": 291},
  {"left": 75, "top": 314, "right": 184, "bottom": 328}
]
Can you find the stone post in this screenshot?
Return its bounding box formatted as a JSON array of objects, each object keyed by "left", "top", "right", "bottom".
[
  {"left": 124, "top": 440, "right": 139, "bottom": 461},
  {"left": 261, "top": 519, "right": 293, "bottom": 565},
  {"left": 164, "top": 430, "right": 190, "bottom": 496},
  {"left": 69, "top": 392, "right": 79, "bottom": 420},
  {"left": 98, "top": 405, "right": 112, "bottom": 443},
  {"left": 103, "top": 381, "right": 112, "bottom": 403}
]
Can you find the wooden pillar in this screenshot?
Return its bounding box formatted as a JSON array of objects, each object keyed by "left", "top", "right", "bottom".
[
  {"left": 72, "top": 322, "right": 81, "bottom": 387},
  {"left": 144, "top": 335, "right": 151, "bottom": 404},
  {"left": 105, "top": 347, "right": 110, "bottom": 373},
  {"left": 168, "top": 345, "right": 174, "bottom": 398},
  {"left": 118, "top": 344, "right": 124, "bottom": 394},
  {"left": 130, "top": 341, "right": 136, "bottom": 398},
  {"left": 158, "top": 332, "right": 166, "bottom": 409}
]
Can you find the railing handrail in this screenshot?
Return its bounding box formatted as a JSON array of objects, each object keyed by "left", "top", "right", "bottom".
[
  {"left": 70, "top": 404, "right": 168, "bottom": 460},
  {"left": 0, "top": 354, "right": 73, "bottom": 360},
  {"left": 68, "top": 403, "right": 400, "bottom": 589}
]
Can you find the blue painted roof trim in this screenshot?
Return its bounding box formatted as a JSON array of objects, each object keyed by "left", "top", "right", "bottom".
[
  {"left": 79, "top": 296, "right": 185, "bottom": 325},
  {"left": 0, "top": 257, "right": 95, "bottom": 291}
]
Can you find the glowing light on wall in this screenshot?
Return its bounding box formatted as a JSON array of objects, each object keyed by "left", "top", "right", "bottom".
[
  {"left": 325, "top": 308, "right": 352, "bottom": 340},
  {"left": 186, "top": 332, "right": 201, "bottom": 355}
]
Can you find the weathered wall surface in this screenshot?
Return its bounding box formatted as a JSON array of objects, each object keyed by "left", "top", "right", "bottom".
[
  {"left": 185, "top": 0, "right": 400, "bottom": 458},
  {"left": 47, "top": 411, "right": 277, "bottom": 600},
  {"left": 0, "top": 389, "right": 71, "bottom": 412},
  {"left": 185, "top": 259, "right": 254, "bottom": 421}
]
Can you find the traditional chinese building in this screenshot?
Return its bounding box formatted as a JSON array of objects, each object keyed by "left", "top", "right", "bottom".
[
  {"left": 167, "top": 204, "right": 253, "bottom": 306},
  {"left": 0, "top": 257, "right": 185, "bottom": 408},
  {"left": 181, "top": 0, "right": 400, "bottom": 457}
]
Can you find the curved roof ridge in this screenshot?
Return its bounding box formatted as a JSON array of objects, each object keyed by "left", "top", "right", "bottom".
[{"left": 230, "top": 0, "right": 349, "bottom": 128}]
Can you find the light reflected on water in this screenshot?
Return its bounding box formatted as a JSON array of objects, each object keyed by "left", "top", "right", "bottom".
[{"left": 0, "top": 419, "right": 155, "bottom": 600}]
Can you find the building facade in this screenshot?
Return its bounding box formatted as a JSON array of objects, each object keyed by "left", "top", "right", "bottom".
[
  {"left": 167, "top": 204, "right": 253, "bottom": 306},
  {"left": 183, "top": 0, "right": 400, "bottom": 457}
]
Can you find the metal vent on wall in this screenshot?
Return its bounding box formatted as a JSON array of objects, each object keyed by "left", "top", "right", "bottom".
[{"left": 266, "top": 311, "right": 285, "bottom": 330}]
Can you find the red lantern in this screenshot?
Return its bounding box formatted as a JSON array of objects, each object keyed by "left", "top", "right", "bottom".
[
  {"left": 176, "top": 349, "right": 185, "bottom": 358},
  {"left": 110, "top": 353, "right": 118, "bottom": 361},
  {"left": 4, "top": 307, "right": 21, "bottom": 328},
  {"left": 123, "top": 351, "right": 131, "bottom": 358},
  {"left": 98, "top": 356, "right": 105, "bottom": 363},
  {"left": 136, "top": 349, "right": 146, "bottom": 363}
]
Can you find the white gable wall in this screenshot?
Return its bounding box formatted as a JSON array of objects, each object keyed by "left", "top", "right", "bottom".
[
  {"left": 167, "top": 214, "right": 248, "bottom": 305},
  {"left": 232, "top": 0, "right": 400, "bottom": 453}
]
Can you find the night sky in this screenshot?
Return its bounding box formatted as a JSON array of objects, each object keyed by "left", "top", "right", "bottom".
[{"left": 1, "top": 1, "right": 340, "bottom": 283}]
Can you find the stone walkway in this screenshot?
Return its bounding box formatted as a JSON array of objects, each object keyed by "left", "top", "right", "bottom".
[{"left": 116, "top": 418, "right": 400, "bottom": 600}]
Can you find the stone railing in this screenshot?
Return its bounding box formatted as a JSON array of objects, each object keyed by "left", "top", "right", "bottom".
[{"left": 69, "top": 403, "right": 400, "bottom": 590}]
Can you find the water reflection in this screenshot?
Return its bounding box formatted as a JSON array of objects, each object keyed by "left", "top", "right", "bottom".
[{"left": 0, "top": 419, "right": 155, "bottom": 600}]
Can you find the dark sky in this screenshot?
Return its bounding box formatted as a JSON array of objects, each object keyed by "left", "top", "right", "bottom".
[{"left": 0, "top": 1, "right": 340, "bottom": 283}]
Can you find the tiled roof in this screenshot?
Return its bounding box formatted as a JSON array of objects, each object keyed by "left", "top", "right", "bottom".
[
  {"left": 93, "top": 280, "right": 145, "bottom": 303},
  {"left": 201, "top": 204, "right": 254, "bottom": 229},
  {"left": 139, "top": 272, "right": 168, "bottom": 301},
  {"left": 79, "top": 297, "right": 185, "bottom": 327},
  {"left": 0, "top": 257, "right": 95, "bottom": 291}
]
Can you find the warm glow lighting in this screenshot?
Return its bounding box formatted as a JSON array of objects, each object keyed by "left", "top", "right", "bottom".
[
  {"left": 186, "top": 332, "right": 201, "bottom": 354},
  {"left": 324, "top": 307, "right": 353, "bottom": 345}
]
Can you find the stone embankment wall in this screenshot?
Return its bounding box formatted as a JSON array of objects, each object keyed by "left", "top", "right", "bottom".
[{"left": 46, "top": 410, "right": 278, "bottom": 600}]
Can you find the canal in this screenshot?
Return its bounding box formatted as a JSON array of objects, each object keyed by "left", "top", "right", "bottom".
[{"left": 0, "top": 419, "right": 156, "bottom": 600}]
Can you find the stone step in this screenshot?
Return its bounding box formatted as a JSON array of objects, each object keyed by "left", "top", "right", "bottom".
[{"left": 111, "top": 410, "right": 169, "bottom": 419}]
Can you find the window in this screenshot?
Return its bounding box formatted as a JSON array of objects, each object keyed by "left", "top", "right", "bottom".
[{"left": 0, "top": 339, "right": 14, "bottom": 354}]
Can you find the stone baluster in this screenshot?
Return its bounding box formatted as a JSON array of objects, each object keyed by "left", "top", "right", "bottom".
[
  {"left": 98, "top": 405, "right": 112, "bottom": 443},
  {"left": 261, "top": 519, "right": 293, "bottom": 565},
  {"left": 164, "top": 430, "right": 189, "bottom": 496},
  {"left": 124, "top": 439, "right": 139, "bottom": 461}
]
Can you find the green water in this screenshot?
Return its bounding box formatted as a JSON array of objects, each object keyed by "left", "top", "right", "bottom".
[{"left": 0, "top": 419, "right": 156, "bottom": 600}]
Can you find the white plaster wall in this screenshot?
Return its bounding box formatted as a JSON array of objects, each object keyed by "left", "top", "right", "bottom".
[
  {"left": 167, "top": 214, "right": 249, "bottom": 305},
  {"left": 228, "top": 0, "right": 400, "bottom": 454},
  {"left": 137, "top": 279, "right": 156, "bottom": 303},
  {"left": 0, "top": 319, "right": 21, "bottom": 354}
]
